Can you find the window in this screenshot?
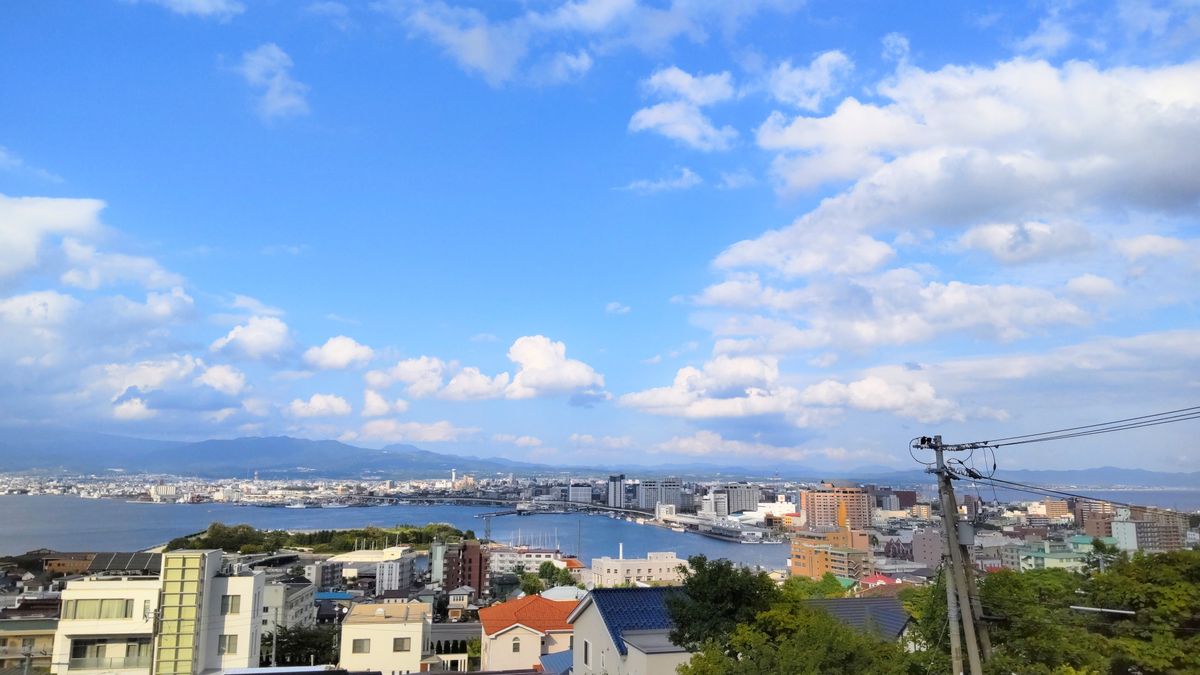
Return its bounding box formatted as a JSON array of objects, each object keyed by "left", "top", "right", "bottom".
[
  {"left": 511, "top": 637, "right": 520, "bottom": 653},
  {"left": 582, "top": 640, "right": 590, "bottom": 667},
  {"left": 63, "top": 598, "right": 134, "bottom": 620},
  {"left": 352, "top": 639, "right": 370, "bottom": 654},
  {"left": 220, "top": 595, "right": 241, "bottom": 615},
  {"left": 392, "top": 637, "right": 411, "bottom": 652},
  {"left": 217, "top": 635, "right": 238, "bottom": 656}
]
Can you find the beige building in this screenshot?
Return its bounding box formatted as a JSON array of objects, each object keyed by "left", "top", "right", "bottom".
[
  {"left": 478, "top": 595, "right": 576, "bottom": 671},
  {"left": 0, "top": 618, "right": 57, "bottom": 672},
  {"left": 337, "top": 603, "right": 432, "bottom": 675},
  {"left": 51, "top": 550, "right": 263, "bottom": 675},
  {"left": 798, "top": 484, "right": 871, "bottom": 529},
  {"left": 590, "top": 552, "right": 685, "bottom": 588}
]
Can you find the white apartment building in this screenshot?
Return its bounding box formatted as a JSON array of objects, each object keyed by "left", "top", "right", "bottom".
[
  {"left": 262, "top": 579, "right": 316, "bottom": 630},
  {"left": 337, "top": 603, "right": 431, "bottom": 675},
  {"left": 568, "top": 484, "right": 592, "bottom": 504},
  {"left": 52, "top": 550, "right": 264, "bottom": 675},
  {"left": 303, "top": 560, "right": 344, "bottom": 590},
  {"left": 699, "top": 492, "right": 728, "bottom": 518},
  {"left": 376, "top": 557, "right": 417, "bottom": 595},
  {"left": 636, "top": 479, "right": 681, "bottom": 510},
  {"left": 590, "top": 553, "right": 686, "bottom": 588},
  {"left": 487, "top": 547, "right": 561, "bottom": 575}
]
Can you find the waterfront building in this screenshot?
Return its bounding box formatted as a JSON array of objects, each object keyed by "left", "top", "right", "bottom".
[
  {"left": 720, "top": 483, "right": 762, "bottom": 514},
  {"left": 337, "top": 603, "right": 431, "bottom": 675},
  {"left": 488, "top": 546, "right": 562, "bottom": 575},
  {"left": 478, "top": 595, "right": 576, "bottom": 672},
  {"left": 789, "top": 520, "right": 871, "bottom": 581},
  {"left": 568, "top": 588, "right": 690, "bottom": 675},
  {"left": 636, "top": 478, "right": 681, "bottom": 510},
  {"left": 568, "top": 483, "right": 592, "bottom": 504},
  {"left": 261, "top": 577, "right": 316, "bottom": 630},
  {"left": 50, "top": 549, "right": 264, "bottom": 675},
  {"left": 302, "top": 560, "right": 343, "bottom": 591},
  {"left": 606, "top": 475, "right": 625, "bottom": 509},
  {"left": 698, "top": 492, "right": 728, "bottom": 518},
  {"left": 589, "top": 552, "right": 686, "bottom": 588}
]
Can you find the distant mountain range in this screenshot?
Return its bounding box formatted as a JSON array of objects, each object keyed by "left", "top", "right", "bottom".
[{"left": 1, "top": 427, "right": 1197, "bottom": 487}]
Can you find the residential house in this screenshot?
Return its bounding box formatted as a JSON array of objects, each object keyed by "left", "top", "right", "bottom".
[
  {"left": 0, "top": 617, "right": 57, "bottom": 672},
  {"left": 567, "top": 588, "right": 690, "bottom": 675},
  {"left": 337, "top": 603, "right": 432, "bottom": 675},
  {"left": 478, "top": 595, "right": 576, "bottom": 672}
]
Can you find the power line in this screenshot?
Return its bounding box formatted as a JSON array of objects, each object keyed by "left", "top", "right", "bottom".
[
  {"left": 956, "top": 474, "right": 1188, "bottom": 518},
  {"left": 990, "top": 411, "right": 1200, "bottom": 448},
  {"left": 980, "top": 405, "right": 1200, "bottom": 444}
]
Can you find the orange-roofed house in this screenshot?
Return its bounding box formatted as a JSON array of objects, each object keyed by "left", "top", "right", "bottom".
[
  {"left": 479, "top": 595, "right": 578, "bottom": 672},
  {"left": 563, "top": 557, "right": 586, "bottom": 583}
]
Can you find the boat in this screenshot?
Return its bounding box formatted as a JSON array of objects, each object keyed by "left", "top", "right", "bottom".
[
  {"left": 670, "top": 525, "right": 686, "bottom": 533},
  {"left": 321, "top": 503, "right": 349, "bottom": 509},
  {"left": 285, "top": 503, "right": 310, "bottom": 509}
]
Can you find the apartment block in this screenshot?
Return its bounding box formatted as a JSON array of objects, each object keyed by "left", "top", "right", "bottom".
[
  {"left": 590, "top": 553, "right": 686, "bottom": 588},
  {"left": 0, "top": 617, "right": 57, "bottom": 672},
  {"left": 262, "top": 578, "right": 316, "bottom": 630},
  {"left": 607, "top": 475, "right": 625, "bottom": 508},
  {"left": 798, "top": 484, "right": 871, "bottom": 529}
]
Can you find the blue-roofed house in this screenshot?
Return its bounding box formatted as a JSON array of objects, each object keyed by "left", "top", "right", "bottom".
[
  {"left": 566, "top": 587, "right": 691, "bottom": 675},
  {"left": 801, "top": 597, "right": 912, "bottom": 642}
]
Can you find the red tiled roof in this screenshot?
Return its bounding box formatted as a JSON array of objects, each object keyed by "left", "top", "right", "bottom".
[
  {"left": 563, "top": 558, "right": 585, "bottom": 569},
  {"left": 479, "top": 595, "right": 578, "bottom": 636},
  {"left": 859, "top": 574, "right": 897, "bottom": 585}
]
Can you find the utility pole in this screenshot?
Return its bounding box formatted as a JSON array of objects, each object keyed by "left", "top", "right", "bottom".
[
  {"left": 922, "top": 436, "right": 985, "bottom": 675},
  {"left": 944, "top": 558, "right": 963, "bottom": 675}
]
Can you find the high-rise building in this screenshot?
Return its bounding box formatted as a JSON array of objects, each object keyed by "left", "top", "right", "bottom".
[
  {"left": 1043, "top": 499, "right": 1070, "bottom": 519},
  {"left": 721, "top": 483, "right": 762, "bottom": 514},
  {"left": 441, "top": 540, "right": 488, "bottom": 595},
  {"left": 636, "top": 478, "right": 682, "bottom": 510},
  {"left": 376, "top": 557, "right": 416, "bottom": 594},
  {"left": 568, "top": 483, "right": 592, "bottom": 504},
  {"left": 606, "top": 475, "right": 625, "bottom": 508},
  {"left": 798, "top": 484, "right": 871, "bottom": 529},
  {"left": 699, "top": 492, "right": 729, "bottom": 517}
]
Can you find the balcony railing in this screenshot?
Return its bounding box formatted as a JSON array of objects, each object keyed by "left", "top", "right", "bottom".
[{"left": 68, "top": 655, "right": 151, "bottom": 670}]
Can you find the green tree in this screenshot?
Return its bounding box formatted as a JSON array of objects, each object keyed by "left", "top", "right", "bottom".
[
  {"left": 782, "top": 572, "right": 845, "bottom": 600},
  {"left": 260, "top": 625, "right": 338, "bottom": 666},
  {"left": 537, "top": 561, "right": 558, "bottom": 579},
  {"left": 466, "top": 638, "right": 481, "bottom": 670},
  {"left": 519, "top": 573, "right": 544, "bottom": 596},
  {"left": 666, "top": 555, "right": 781, "bottom": 652}
]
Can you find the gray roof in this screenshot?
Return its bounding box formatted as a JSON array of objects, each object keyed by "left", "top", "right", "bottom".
[
  {"left": 801, "top": 597, "right": 910, "bottom": 641},
  {"left": 621, "top": 628, "right": 687, "bottom": 654},
  {"left": 87, "top": 552, "right": 161, "bottom": 574}
]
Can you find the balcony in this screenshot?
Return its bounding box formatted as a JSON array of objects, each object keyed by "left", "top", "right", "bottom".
[{"left": 68, "top": 655, "right": 151, "bottom": 670}]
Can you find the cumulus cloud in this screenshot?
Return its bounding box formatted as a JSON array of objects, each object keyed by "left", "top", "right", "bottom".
[
  {"left": 1066, "top": 273, "right": 1121, "bottom": 299},
  {"left": 238, "top": 43, "right": 310, "bottom": 121},
  {"left": 195, "top": 364, "right": 246, "bottom": 396},
  {"left": 956, "top": 221, "right": 1095, "bottom": 264},
  {"left": 365, "top": 356, "right": 448, "bottom": 397},
  {"left": 569, "top": 433, "right": 633, "bottom": 449},
  {"left": 358, "top": 418, "right": 479, "bottom": 443},
  {"left": 766, "top": 51, "right": 853, "bottom": 111},
  {"left": 505, "top": 335, "right": 605, "bottom": 400},
  {"left": 441, "top": 367, "right": 510, "bottom": 400},
  {"left": 288, "top": 393, "right": 352, "bottom": 418},
  {"left": 60, "top": 238, "right": 184, "bottom": 289},
  {"left": 644, "top": 66, "right": 734, "bottom": 105},
  {"left": 113, "top": 397, "right": 156, "bottom": 420},
  {"left": 129, "top": 0, "right": 244, "bottom": 20},
  {"left": 629, "top": 101, "right": 736, "bottom": 151},
  {"left": 362, "top": 389, "right": 408, "bottom": 417},
  {"left": 652, "top": 430, "right": 880, "bottom": 464},
  {"left": 303, "top": 335, "right": 374, "bottom": 370},
  {"left": 210, "top": 316, "right": 291, "bottom": 360},
  {"left": 1116, "top": 234, "right": 1190, "bottom": 260},
  {"left": 605, "top": 301, "right": 631, "bottom": 314},
  {"left": 0, "top": 194, "right": 104, "bottom": 281}
]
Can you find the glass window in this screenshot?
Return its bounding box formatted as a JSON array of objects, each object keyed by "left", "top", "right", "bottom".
[
  {"left": 392, "top": 637, "right": 410, "bottom": 652},
  {"left": 352, "top": 639, "right": 370, "bottom": 654},
  {"left": 218, "top": 635, "right": 238, "bottom": 656},
  {"left": 221, "top": 595, "right": 241, "bottom": 615},
  {"left": 511, "top": 637, "right": 520, "bottom": 653},
  {"left": 583, "top": 640, "right": 590, "bottom": 666}
]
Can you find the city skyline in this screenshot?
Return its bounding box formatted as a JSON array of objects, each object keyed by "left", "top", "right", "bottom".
[{"left": 2, "top": 1, "right": 1199, "bottom": 471}]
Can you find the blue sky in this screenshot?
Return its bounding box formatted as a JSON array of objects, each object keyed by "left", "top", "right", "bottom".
[{"left": 2, "top": 0, "right": 1198, "bottom": 471}]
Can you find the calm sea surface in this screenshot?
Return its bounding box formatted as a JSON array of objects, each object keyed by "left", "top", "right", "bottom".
[{"left": 0, "top": 495, "right": 790, "bottom": 567}]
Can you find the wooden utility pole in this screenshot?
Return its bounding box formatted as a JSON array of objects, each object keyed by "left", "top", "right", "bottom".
[
  {"left": 933, "top": 440, "right": 984, "bottom": 675},
  {"left": 944, "top": 557, "right": 964, "bottom": 675}
]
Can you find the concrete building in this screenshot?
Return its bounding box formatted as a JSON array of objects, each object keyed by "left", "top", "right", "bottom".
[
  {"left": 607, "top": 475, "right": 625, "bottom": 508},
  {"left": 568, "top": 484, "right": 592, "bottom": 504},
  {"left": 799, "top": 484, "right": 871, "bottom": 529},
  {"left": 698, "top": 492, "right": 728, "bottom": 518},
  {"left": 0, "top": 617, "right": 57, "bottom": 672},
  {"left": 261, "top": 578, "right": 316, "bottom": 630},
  {"left": 376, "top": 555, "right": 417, "bottom": 595},
  {"left": 1084, "top": 512, "right": 1116, "bottom": 538},
  {"left": 636, "top": 478, "right": 681, "bottom": 510},
  {"left": 337, "top": 603, "right": 431, "bottom": 675},
  {"left": 478, "top": 595, "right": 576, "bottom": 672},
  {"left": 488, "top": 546, "right": 561, "bottom": 575},
  {"left": 568, "top": 588, "right": 690, "bottom": 675},
  {"left": 589, "top": 552, "right": 686, "bottom": 588},
  {"left": 910, "top": 503, "right": 932, "bottom": 519},
  {"left": 436, "top": 541, "right": 487, "bottom": 595},
  {"left": 911, "top": 528, "right": 946, "bottom": 569},
  {"left": 302, "top": 560, "right": 343, "bottom": 591},
  {"left": 720, "top": 483, "right": 762, "bottom": 515},
  {"left": 1043, "top": 499, "right": 1070, "bottom": 519},
  {"left": 51, "top": 549, "right": 264, "bottom": 675},
  {"left": 1113, "top": 519, "right": 1186, "bottom": 553}
]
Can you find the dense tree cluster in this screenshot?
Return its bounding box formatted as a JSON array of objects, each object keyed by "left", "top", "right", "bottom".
[{"left": 165, "top": 522, "right": 467, "bottom": 553}]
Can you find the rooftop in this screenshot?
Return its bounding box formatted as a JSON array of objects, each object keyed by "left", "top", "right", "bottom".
[
  {"left": 622, "top": 628, "right": 687, "bottom": 655},
  {"left": 802, "top": 597, "right": 910, "bottom": 641},
  {"left": 567, "top": 587, "right": 680, "bottom": 655},
  {"left": 343, "top": 602, "right": 431, "bottom": 624},
  {"left": 479, "top": 595, "right": 576, "bottom": 636}
]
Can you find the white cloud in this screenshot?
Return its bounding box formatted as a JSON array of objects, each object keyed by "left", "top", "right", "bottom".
[
  {"left": 957, "top": 221, "right": 1095, "bottom": 263},
  {"left": 113, "top": 397, "right": 156, "bottom": 420},
  {"left": 766, "top": 51, "right": 853, "bottom": 111},
  {"left": 621, "top": 167, "right": 703, "bottom": 194},
  {"left": 1066, "top": 273, "right": 1121, "bottom": 299},
  {"left": 605, "top": 301, "right": 631, "bottom": 315},
  {"left": 629, "top": 102, "right": 736, "bottom": 151},
  {"left": 366, "top": 356, "right": 448, "bottom": 396},
  {"left": 715, "top": 221, "right": 894, "bottom": 277},
  {"left": 532, "top": 50, "right": 593, "bottom": 84},
  {"left": 0, "top": 146, "right": 62, "bottom": 182},
  {"left": 59, "top": 238, "right": 184, "bottom": 289},
  {"left": 569, "top": 433, "right": 633, "bottom": 449},
  {"left": 95, "top": 355, "right": 203, "bottom": 400},
  {"left": 1015, "top": 17, "right": 1074, "bottom": 57},
  {"left": 238, "top": 43, "right": 310, "bottom": 121},
  {"left": 470, "top": 332, "right": 499, "bottom": 342},
  {"left": 881, "top": 32, "right": 909, "bottom": 62},
  {"left": 130, "top": 0, "right": 244, "bottom": 20},
  {"left": 440, "top": 367, "right": 510, "bottom": 400},
  {"left": 799, "top": 375, "right": 961, "bottom": 423},
  {"left": 288, "top": 393, "right": 352, "bottom": 418},
  {"left": 718, "top": 169, "right": 756, "bottom": 189},
  {"left": 358, "top": 418, "right": 479, "bottom": 443},
  {"left": 652, "top": 430, "right": 879, "bottom": 464},
  {"left": 210, "top": 316, "right": 291, "bottom": 360},
  {"left": 505, "top": 335, "right": 605, "bottom": 399},
  {"left": 362, "top": 389, "right": 408, "bottom": 417},
  {"left": 230, "top": 294, "right": 285, "bottom": 317},
  {"left": 644, "top": 66, "right": 734, "bottom": 105},
  {"left": 195, "top": 364, "right": 246, "bottom": 396},
  {"left": 0, "top": 290, "right": 81, "bottom": 326},
  {"left": 493, "top": 433, "right": 543, "bottom": 447},
  {"left": 1116, "top": 234, "right": 1189, "bottom": 260},
  {"left": 303, "top": 335, "right": 375, "bottom": 370},
  {"left": 0, "top": 194, "right": 104, "bottom": 281}
]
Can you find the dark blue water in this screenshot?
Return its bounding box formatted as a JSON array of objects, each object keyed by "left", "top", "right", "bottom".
[{"left": 0, "top": 496, "right": 790, "bottom": 568}]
